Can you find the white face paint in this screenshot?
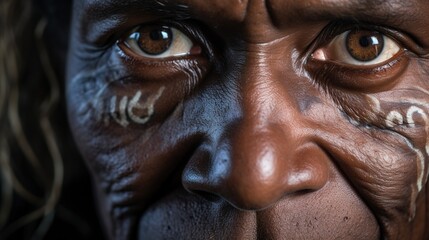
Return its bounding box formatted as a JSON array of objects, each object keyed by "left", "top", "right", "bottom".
[
  {"left": 367, "top": 95, "right": 381, "bottom": 113},
  {"left": 106, "top": 87, "right": 166, "bottom": 127},
  {"left": 385, "top": 111, "right": 404, "bottom": 128},
  {"left": 383, "top": 105, "right": 429, "bottom": 192},
  {"left": 363, "top": 93, "right": 429, "bottom": 221},
  {"left": 71, "top": 65, "right": 166, "bottom": 127}
]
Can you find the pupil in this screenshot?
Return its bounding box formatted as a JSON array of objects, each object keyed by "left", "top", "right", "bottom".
[
  {"left": 137, "top": 26, "right": 173, "bottom": 55},
  {"left": 359, "top": 36, "right": 370, "bottom": 47},
  {"left": 346, "top": 30, "right": 384, "bottom": 62},
  {"left": 359, "top": 36, "right": 379, "bottom": 48},
  {"left": 150, "top": 29, "right": 170, "bottom": 41}
]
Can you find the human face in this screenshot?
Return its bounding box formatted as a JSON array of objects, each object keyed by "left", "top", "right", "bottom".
[{"left": 66, "top": 0, "right": 429, "bottom": 239}]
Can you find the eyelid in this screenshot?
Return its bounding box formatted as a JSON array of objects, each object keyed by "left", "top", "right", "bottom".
[
  {"left": 117, "top": 20, "right": 215, "bottom": 62},
  {"left": 85, "top": 14, "right": 214, "bottom": 55},
  {"left": 381, "top": 28, "right": 427, "bottom": 56},
  {"left": 305, "top": 20, "right": 424, "bottom": 62},
  {"left": 304, "top": 21, "right": 414, "bottom": 93},
  {"left": 123, "top": 26, "right": 194, "bottom": 58},
  {"left": 313, "top": 30, "right": 402, "bottom": 66}
]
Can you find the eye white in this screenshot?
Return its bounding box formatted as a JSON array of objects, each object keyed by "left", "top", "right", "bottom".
[
  {"left": 125, "top": 27, "right": 193, "bottom": 59},
  {"left": 313, "top": 30, "right": 401, "bottom": 66}
]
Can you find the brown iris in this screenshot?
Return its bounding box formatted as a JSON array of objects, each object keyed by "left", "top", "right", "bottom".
[
  {"left": 345, "top": 30, "right": 384, "bottom": 62},
  {"left": 132, "top": 25, "right": 173, "bottom": 55}
]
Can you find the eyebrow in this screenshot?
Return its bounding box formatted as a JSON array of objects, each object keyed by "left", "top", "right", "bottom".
[
  {"left": 82, "top": 0, "right": 419, "bottom": 26},
  {"left": 78, "top": 0, "right": 193, "bottom": 45},
  {"left": 284, "top": 0, "right": 417, "bottom": 27},
  {"left": 80, "top": 0, "right": 422, "bottom": 45},
  {"left": 83, "top": 0, "right": 192, "bottom": 23}
]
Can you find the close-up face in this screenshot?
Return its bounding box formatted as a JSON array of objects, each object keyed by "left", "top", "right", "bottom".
[{"left": 66, "top": 0, "right": 429, "bottom": 239}]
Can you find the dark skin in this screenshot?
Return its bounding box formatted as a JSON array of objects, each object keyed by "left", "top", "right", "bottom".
[{"left": 65, "top": 0, "right": 429, "bottom": 239}]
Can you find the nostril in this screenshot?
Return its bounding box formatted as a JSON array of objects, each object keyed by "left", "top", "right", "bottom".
[{"left": 190, "top": 190, "right": 221, "bottom": 203}]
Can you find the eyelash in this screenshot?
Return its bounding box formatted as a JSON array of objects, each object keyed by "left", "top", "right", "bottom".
[
  {"left": 116, "top": 20, "right": 214, "bottom": 62},
  {"left": 305, "top": 20, "right": 412, "bottom": 92},
  {"left": 308, "top": 20, "right": 397, "bottom": 50},
  {"left": 111, "top": 18, "right": 416, "bottom": 92}
]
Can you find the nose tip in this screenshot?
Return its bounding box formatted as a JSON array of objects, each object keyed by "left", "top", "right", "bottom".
[{"left": 182, "top": 124, "right": 330, "bottom": 211}]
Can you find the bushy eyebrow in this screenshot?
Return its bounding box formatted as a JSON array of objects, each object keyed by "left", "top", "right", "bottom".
[
  {"left": 77, "top": 0, "right": 193, "bottom": 45},
  {"left": 79, "top": 0, "right": 425, "bottom": 47},
  {"left": 82, "top": 0, "right": 419, "bottom": 26},
  {"left": 82, "top": 0, "right": 192, "bottom": 23},
  {"left": 283, "top": 0, "right": 417, "bottom": 27}
]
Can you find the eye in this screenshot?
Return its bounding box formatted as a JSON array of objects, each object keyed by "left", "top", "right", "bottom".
[
  {"left": 312, "top": 29, "right": 401, "bottom": 66},
  {"left": 122, "top": 24, "right": 200, "bottom": 59}
]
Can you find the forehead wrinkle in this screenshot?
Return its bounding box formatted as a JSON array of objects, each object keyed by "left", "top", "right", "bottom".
[
  {"left": 75, "top": 0, "right": 195, "bottom": 44},
  {"left": 296, "top": 0, "right": 413, "bottom": 8},
  {"left": 78, "top": 0, "right": 421, "bottom": 22},
  {"left": 266, "top": 0, "right": 419, "bottom": 27},
  {"left": 329, "top": 0, "right": 412, "bottom": 15},
  {"left": 151, "top": 0, "right": 250, "bottom": 25},
  {"left": 78, "top": 0, "right": 420, "bottom": 31},
  {"left": 80, "top": 0, "right": 191, "bottom": 21}
]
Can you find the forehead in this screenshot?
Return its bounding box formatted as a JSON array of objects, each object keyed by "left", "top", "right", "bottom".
[
  {"left": 77, "top": 0, "right": 416, "bottom": 23},
  {"left": 74, "top": 0, "right": 427, "bottom": 47}
]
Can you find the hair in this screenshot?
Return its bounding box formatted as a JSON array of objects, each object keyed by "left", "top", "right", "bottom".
[{"left": 0, "top": 0, "right": 102, "bottom": 239}]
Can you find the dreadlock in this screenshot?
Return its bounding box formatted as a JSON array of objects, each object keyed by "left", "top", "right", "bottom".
[{"left": 0, "top": 0, "right": 102, "bottom": 239}]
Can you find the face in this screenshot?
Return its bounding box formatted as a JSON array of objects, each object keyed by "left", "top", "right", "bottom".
[{"left": 66, "top": 0, "right": 429, "bottom": 239}]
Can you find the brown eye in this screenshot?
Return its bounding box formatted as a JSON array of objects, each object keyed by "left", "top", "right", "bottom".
[
  {"left": 133, "top": 25, "right": 173, "bottom": 55},
  {"left": 312, "top": 29, "right": 401, "bottom": 66},
  {"left": 346, "top": 30, "right": 384, "bottom": 62},
  {"left": 122, "top": 25, "right": 196, "bottom": 59}
]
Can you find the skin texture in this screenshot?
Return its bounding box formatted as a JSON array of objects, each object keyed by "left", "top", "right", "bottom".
[{"left": 65, "top": 0, "right": 429, "bottom": 239}]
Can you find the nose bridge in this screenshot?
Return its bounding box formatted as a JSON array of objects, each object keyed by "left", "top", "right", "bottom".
[
  {"left": 232, "top": 47, "right": 297, "bottom": 167},
  {"left": 237, "top": 44, "right": 300, "bottom": 131},
  {"left": 182, "top": 45, "right": 329, "bottom": 211},
  {"left": 217, "top": 48, "right": 303, "bottom": 209}
]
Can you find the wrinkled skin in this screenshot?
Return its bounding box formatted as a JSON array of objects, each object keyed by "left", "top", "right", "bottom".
[{"left": 66, "top": 0, "right": 429, "bottom": 239}]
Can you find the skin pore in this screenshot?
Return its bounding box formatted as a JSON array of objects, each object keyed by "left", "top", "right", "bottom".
[{"left": 66, "top": 0, "right": 429, "bottom": 239}]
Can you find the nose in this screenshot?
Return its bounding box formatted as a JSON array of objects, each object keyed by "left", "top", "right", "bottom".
[{"left": 182, "top": 49, "right": 330, "bottom": 211}]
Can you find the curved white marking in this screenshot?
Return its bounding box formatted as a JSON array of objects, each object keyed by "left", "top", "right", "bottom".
[
  {"left": 385, "top": 111, "right": 403, "bottom": 128},
  {"left": 406, "top": 106, "right": 427, "bottom": 128},
  {"left": 127, "top": 87, "right": 165, "bottom": 125},
  {"left": 127, "top": 91, "right": 146, "bottom": 124},
  {"left": 367, "top": 95, "right": 381, "bottom": 113},
  {"left": 405, "top": 106, "right": 429, "bottom": 192},
  {"left": 109, "top": 96, "right": 129, "bottom": 127}
]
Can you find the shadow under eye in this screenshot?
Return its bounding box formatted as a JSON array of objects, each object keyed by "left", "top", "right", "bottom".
[{"left": 306, "top": 51, "right": 409, "bottom": 93}]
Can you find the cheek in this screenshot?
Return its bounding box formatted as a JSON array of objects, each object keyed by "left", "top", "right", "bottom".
[
  {"left": 76, "top": 83, "right": 166, "bottom": 128},
  {"left": 349, "top": 90, "right": 429, "bottom": 194},
  {"left": 67, "top": 64, "right": 183, "bottom": 179},
  {"left": 320, "top": 85, "right": 429, "bottom": 236},
  {"left": 67, "top": 45, "right": 208, "bottom": 130},
  {"left": 66, "top": 50, "right": 210, "bottom": 238}
]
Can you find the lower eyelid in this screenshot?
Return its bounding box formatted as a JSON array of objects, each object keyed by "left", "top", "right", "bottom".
[{"left": 306, "top": 51, "right": 409, "bottom": 93}]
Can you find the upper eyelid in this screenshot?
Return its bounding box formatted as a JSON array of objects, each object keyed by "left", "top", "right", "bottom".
[
  {"left": 80, "top": 0, "right": 193, "bottom": 44},
  {"left": 115, "top": 20, "right": 217, "bottom": 65},
  {"left": 154, "top": 20, "right": 216, "bottom": 60},
  {"left": 305, "top": 20, "right": 424, "bottom": 62},
  {"left": 315, "top": 21, "right": 395, "bottom": 48},
  {"left": 83, "top": 12, "right": 193, "bottom": 48}
]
